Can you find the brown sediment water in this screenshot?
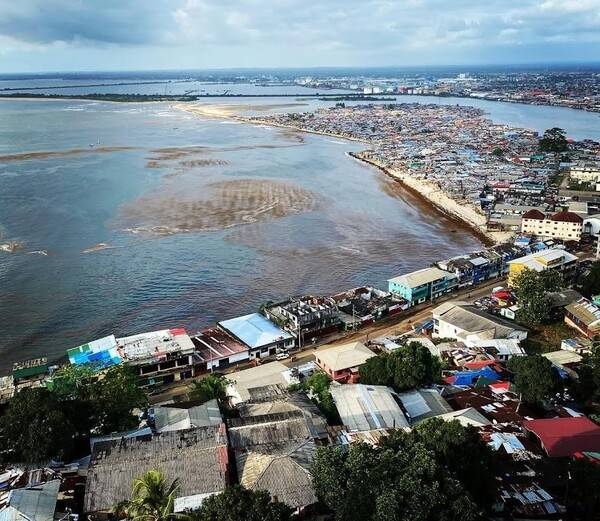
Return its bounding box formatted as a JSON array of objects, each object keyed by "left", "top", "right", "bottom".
[
  {"left": 116, "top": 178, "right": 320, "bottom": 235},
  {"left": 0, "top": 146, "right": 135, "bottom": 163}
]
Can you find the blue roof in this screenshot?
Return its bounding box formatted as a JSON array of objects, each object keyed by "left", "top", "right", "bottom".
[
  {"left": 453, "top": 367, "right": 499, "bottom": 386},
  {"left": 219, "top": 313, "right": 293, "bottom": 349}
]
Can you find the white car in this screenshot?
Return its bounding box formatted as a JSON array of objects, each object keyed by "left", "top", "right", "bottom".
[{"left": 276, "top": 352, "right": 290, "bottom": 360}]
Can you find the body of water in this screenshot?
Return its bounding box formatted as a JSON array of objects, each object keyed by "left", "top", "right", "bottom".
[{"left": 0, "top": 99, "right": 482, "bottom": 370}]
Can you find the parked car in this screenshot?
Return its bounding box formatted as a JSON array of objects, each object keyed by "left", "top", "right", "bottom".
[{"left": 276, "top": 352, "right": 290, "bottom": 361}]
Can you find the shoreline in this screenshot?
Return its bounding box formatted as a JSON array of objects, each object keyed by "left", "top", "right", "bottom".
[
  {"left": 176, "top": 103, "right": 505, "bottom": 245},
  {"left": 179, "top": 104, "right": 506, "bottom": 245}
]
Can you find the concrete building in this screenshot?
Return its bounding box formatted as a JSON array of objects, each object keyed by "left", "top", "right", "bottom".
[
  {"left": 315, "top": 342, "right": 376, "bottom": 383},
  {"left": 432, "top": 302, "right": 528, "bottom": 344},
  {"left": 507, "top": 248, "right": 578, "bottom": 286},
  {"left": 388, "top": 267, "right": 458, "bottom": 306},
  {"left": 226, "top": 361, "right": 296, "bottom": 406},
  {"left": 218, "top": 313, "right": 294, "bottom": 359},
  {"left": 564, "top": 297, "right": 600, "bottom": 339},
  {"left": 569, "top": 162, "right": 600, "bottom": 183},
  {"left": 330, "top": 384, "right": 410, "bottom": 432},
  {"left": 117, "top": 328, "right": 197, "bottom": 389},
  {"left": 192, "top": 327, "right": 250, "bottom": 373},
  {"left": 520, "top": 209, "right": 583, "bottom": 241},
  {"left": 263, "top": 296, "right": 340, "bottom": 343}
]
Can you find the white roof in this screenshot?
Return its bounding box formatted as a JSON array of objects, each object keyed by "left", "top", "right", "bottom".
[
  {"left": 542, "top": 350, "right": 583, "bottom": 366},
  {"left": 316, "top": 342, "right": 375, "bottom": 372},
  {"left": 227, "top": 361, "right": 289, "bottom": 405},
  {"left": 219, "top": 313, "right": 292, "bottom": 349},
  {"left": 434, "top": 407, "right": 491, "bottom": 427},
  {"left": 117, "top": 329, "right": 195, "bottom": 361},
  {"left": 330, "top": 384, "right": 409, "bottom": 432},
  {"left": 507, "top": 248, "right": 577, "bottom": 272},
  {"left": 397, "top": 389, "right": 452, "bottom": 422},
  {"left": 388, "top": 267, "right": 454, "bottom": 289}
]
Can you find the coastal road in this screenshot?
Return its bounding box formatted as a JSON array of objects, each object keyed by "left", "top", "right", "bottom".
[{"left": 149, "top": 277, "right": 506, "bottom": 405}]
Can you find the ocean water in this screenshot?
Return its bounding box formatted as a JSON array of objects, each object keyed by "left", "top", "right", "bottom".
[{"left": 0, "top": 99, "right": 483, "bottom": 370}]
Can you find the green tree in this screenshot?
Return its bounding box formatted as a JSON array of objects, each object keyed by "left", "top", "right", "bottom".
[
  {"left": 188, "top": 374, "right": 231, "bottom": 404},
  {"left": 195, "top": 485, "right": 293, "bottom": 521},
  {"left": 512, "top": 268, "right": 562, "bottom": 325},
  {"left": 359, "top": 353, "right": 392, "bottom": 386},
  {"left": 311, "top": 425, "right": 488, "bottom": 521},
  {"left": 539, "top": 127, "right": 568, "bottom": 153},
  {"left": 391, "top": 342, "right": 441, "bottom": 391},
  {"left": 124, "top": 470, "right": 183, "bottom": 521},
  {"left": 301, "top": 371, "right": 340, "bottom": 424},
  {"left": 359, "top": 343, "right": 441, "bottom": 391},
  {"left": 91, "top": 365, "right": 148, "bottom": 434},
  {"left": 566, "top": 459, "right": 600, "bottom": 520},
  {"left": 579, "top": 261, "right": 600, "bottom": 298},
  {"left": 508, "top": 355, "right": 559, "bottom": 405},
  {"left": 409, "top": 419, "right": 496, "bottom": 509},
  {"left": 0, "top": 388, "right": 75, "bottom": 463},
  {"left": 491, "top": 147, "right": 504, "bottom": 157}
]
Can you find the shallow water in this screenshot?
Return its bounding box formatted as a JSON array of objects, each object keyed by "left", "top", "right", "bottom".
[{"left": 0, "top": 99, "right": 485, "bottom": 370}]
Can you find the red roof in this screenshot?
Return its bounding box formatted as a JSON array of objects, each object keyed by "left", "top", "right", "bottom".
[
  {"left": 523, "top": 417, "right": 600, "bottom": 457},
  {"left": 551, "top": 210, "right": 583, "bottom": 224},
  {"left": 522, "top": 209, "right": 546, "bottom": 220},
  {"left": 464, "top": 360, "right": 496, "bottom": 370}
]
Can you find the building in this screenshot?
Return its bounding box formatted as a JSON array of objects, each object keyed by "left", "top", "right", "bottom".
[
  {"left": 396, "top": 389, "right": 453, "bottom": 424},
  {"left": 218, "top": 313, "right": 294, "bottom": 359},
  {"left": 117, "top": 329, "right": 197, "bottom": 389},
  {"left": 84, "top": 425, "right": 230, "bottom": 514},
  {"left": 228, "top": 411, "right": 318, "bottom": 511},
  {"left": 263, "top": 296, "right": 340, "bottom": 343},
  {"left": 331, "top": 286, "right": 407, "bottom": 326},
  {"left": 192, "top": 327, "right": 249, "bottom": 373},
  {"left": 152, "top": 399, "right": 222, "bottom": 433},
  {"left": 523, "top": 417, "right": 600, "bottom": 458},
  {"left": 66, "top": 335, "right": 121, "bottom": 370},
  {"left": 433, "top": 407, "right": 490, "bottom": 427},
  {"left": 388, "top": 267, "right": 458, "bottom": 306},
  {"left": 315, "top": 342, "right": 376, "bottom": 383},
  {"left": 432, "top": 302, "right": 528, "bottom": 345},
  {"left": 569, "top": 161, "right": 600, "bottom": 183},
  {"left": 0, "top": 480, "right": 60, "bottom": 521},
  {"left": 226, "top": 361, "right": 295, "bottom": 406},
  {"left": 507, "top": 248, "right": 578, "bottom": 286},
  {"left": 520, "top": 209, "right": 583, "bottom": 241},
  {"left": 330, "top": 384, "right": 409, "bottom": 432},
  {"left": 564, "top": 297, "right": 600, "bottom": 339}
]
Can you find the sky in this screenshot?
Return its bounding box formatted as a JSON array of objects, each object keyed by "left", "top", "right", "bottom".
[{"left": 1, "top": 0, "right": 600, "bottom": 73}]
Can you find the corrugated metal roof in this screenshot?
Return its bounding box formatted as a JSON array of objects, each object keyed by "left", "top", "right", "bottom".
[{"left": 219, "top": 313, "right": 292, "bottom": 349}]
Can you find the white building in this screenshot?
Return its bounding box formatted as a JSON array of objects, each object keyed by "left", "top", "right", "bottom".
[
  {"left": 432, "top": 302, "right": 528, "bottom": 345},
  {"left": 521, "top": 209, "right": 583, "bottom": 241},
  {"left": 569, "top": 162, "right": 600, "bottom": 183}
]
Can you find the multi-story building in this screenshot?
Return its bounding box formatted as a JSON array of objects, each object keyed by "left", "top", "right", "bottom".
[
  {"left": 117, "top": 328, "right": 197, "bottom": 388},
  {"left": 521, "top": 209, "right": 583, "bottom": 242},
  {"left": 507, "top": 248, "right": 578, "bottom": 286},
  {"left": 569, "top": 162, "right": 600, "bottom": 183},
  {"left": 388, "top": 267, "right": 458, "bottom": 306},
  {"left": 263, "top": 296, "right": 340, "bottom": 343},
  {"left": 564, "top": 297, "right": 600, "bottom": 340}
]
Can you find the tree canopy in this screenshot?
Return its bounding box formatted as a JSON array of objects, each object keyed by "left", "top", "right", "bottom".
[
  {"left": 512, "top": 268, "right": 563, "bottom": 325},
  {"left": 120, "top": 470, "right": 181, "bottom": 521},
  {"left": 508, "top": 355, "right": 559, "bottom": 405},
  {"left": 566, "top": 458, "right": 600, "bottom": 520},
  {"left": 194, "top": 485, "right": 294, "bottom": 521},
  {"left": 188, "top": 374, "right": 231, "bottom": 404},
  {"left": 538, "top": 127, "right": 568, "bottom": 153},
  {"left": 579, "top": 261, "right": 600, "bottom": 298},
  {"left": 300, "top": 371, "right": 340, "bottom": 424},
  {"left": 0, "top": 364, "right": 147, "bottom": 464},
  {"left": 0, "top": 387, "right": 75, "bottom": 463},
  {"left": 359, "top": 342, "right": 441, "bottom": 391},
  {"left": 311, "top": 419, "right": 495, "bottom": 521}
]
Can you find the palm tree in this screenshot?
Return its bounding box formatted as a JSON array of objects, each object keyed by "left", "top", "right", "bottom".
[
  {"left": 124, "top": 470, "right": 185, "bottom": 521},
  {"left": 188, "top": 374, "right": 230, "bottom": 404}
]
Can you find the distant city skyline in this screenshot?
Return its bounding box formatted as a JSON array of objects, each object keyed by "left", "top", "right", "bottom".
[{"left": 1, "top": 0, "right": 600, "bottom": 73}]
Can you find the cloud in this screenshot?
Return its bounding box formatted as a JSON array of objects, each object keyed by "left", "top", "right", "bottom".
[{"left": 1, "top": 0, "right": 600, "bottom": 70}]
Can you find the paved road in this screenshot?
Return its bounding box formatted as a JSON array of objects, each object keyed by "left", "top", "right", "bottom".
[{"left": 149, "top": 277, "right": 506, "bottom": 405}]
